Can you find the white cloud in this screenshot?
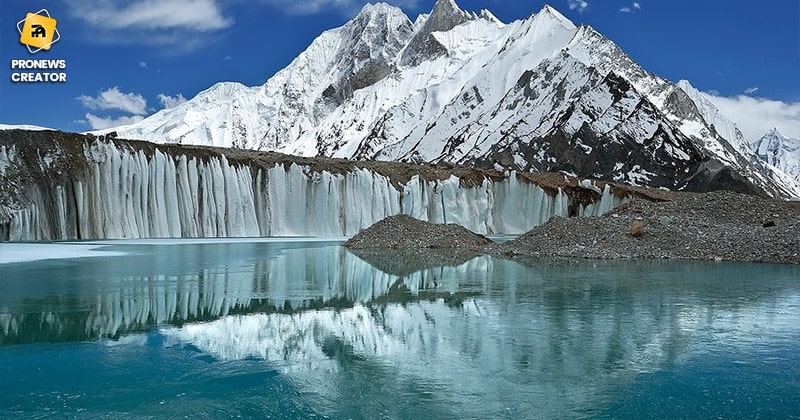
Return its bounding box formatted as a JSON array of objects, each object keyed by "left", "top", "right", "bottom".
[
  {"left": 69, "top": 0, "right": 232, "bottom": 31},
  {"left": 744, "top": 86, "right": 760, "bottom": 95},
  {"left": 85, "top": 113, "right": 145, "bottom": 130},
  {"left": 704, "top": 93, "right": 800, "bottom": 140},
  {"left": 567, "top": 0, "right": 589, "bottom": 12},
  {"left": 620, "top": 2, "right": 641, "bottom": 13},
  {"left": 139, "top": 61, "right": 148, "bottom": 68},
  {"left": 77, "top": 87, "right": 148, "bottom": 115},
  {"left": 158, "top": 93, "right": 187, "bottom": 109},
  {"left": 64, "top": 0, "right": 232, "bottom": 50}
]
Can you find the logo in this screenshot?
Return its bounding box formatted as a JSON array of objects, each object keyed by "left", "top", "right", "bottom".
[
  {"left": 17, "top": 9, "right": 60, "bottom": 53},
  {"left": 10, "top": 9, "right": 67, "bottom": 83}
]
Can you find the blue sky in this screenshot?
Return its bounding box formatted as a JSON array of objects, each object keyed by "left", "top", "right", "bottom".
[{"left": 1, "top": 0, "right": 798, "bottom": 139}]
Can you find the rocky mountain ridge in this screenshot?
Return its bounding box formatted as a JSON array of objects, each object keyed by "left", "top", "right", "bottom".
[{"left": 97, "top": 0, "right": 800, "bottom": 199}]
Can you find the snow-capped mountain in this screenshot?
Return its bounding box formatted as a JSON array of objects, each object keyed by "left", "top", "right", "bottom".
[
  {"left": 751, "top": 128, "right": 800, "bottom": 182},
  {"left": 105, "top": 0, "right": 800, "bottom": 199}
]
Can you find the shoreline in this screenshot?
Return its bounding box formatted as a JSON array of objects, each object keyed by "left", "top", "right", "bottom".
[{"left": 345, "top": 190, "right": 800, "bottom": 265}]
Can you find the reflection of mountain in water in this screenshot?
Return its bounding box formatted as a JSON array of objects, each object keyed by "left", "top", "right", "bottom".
[
  {"left": 159, "top": 259, "right": 800, "bottom": 418},
  {"left": 0, "top": 245, "right": 484, "bottom": 344},
  {"left": 161, "top": 257, "right": 800, "bottom": 418},
  {"left": 2, "top": 242, "right": 800, "bottom": 417}
]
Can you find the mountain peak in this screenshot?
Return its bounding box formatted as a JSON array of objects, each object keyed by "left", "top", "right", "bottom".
[
  {"left": 479, "top": 9, "right": 503, "bottom": 25},
  {"left": 755, "top": 128, "right": 787, "bottom": 145},
  {"left": 751, "top": 126, "right": 800, "bottom": 182},
  {"left": 399, "top": 0, "right": 475, "bottom": 66},
  {"left": 432, "top": 0, "right": 467, "bottom": 17},
  {"left": 767, "top": 127, "right": 782, "bottom": 136},
  {"left": 757, "top": 127, "right": 797, "bottom": 144},
  {"left": 357, "top": 2, "right": 404, "bottom": 16},
  {"left": 537, "top": 4, "right": 574, "bottom": 26},
  {"left": 353, "top": 2, "right": 409, "bottom": 23},
  {"left": 427, "top": 0, "right": 473, "bottom": 26},
  {"left": 676, "top": 79, "right": 694, "bottom": 91}
]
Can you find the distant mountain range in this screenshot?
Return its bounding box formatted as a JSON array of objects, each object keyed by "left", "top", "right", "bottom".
[{"left": 97, "top": 0, "right": 800, "bottom": 199}]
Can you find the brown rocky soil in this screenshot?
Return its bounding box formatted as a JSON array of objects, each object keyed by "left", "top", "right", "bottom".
[
  {"left": 345, "top": 214, "right": 491, "bottom": 250},
  {"left": 485, "top": 190, "right": 800, "bottom": 265}
]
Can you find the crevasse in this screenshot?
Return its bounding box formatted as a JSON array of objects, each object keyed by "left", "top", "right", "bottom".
[{"left": 3, "top": 141, "right": 625, "bottom": 241}]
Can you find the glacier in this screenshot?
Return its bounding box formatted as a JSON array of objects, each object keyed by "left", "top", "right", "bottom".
[{"left": 0, "top": 134, "right": 625, "bottom": 241}]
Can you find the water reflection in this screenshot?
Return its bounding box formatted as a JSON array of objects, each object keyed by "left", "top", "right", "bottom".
[
  {"left": 1, "top": 243, "right": 799, "bottom": 418},
  {"left": 156, "top": 257, "right": 799, "bottom": 418},
  {"left": 348, "top": 248, "right": 479, "bottom": 276},
  {"left": 0, "top": 243, "right": 484, "bottom": 344}
]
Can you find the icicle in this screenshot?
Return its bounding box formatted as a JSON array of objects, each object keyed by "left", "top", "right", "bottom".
[{"left": 3, "top": 141, "right": 627, "bottom": 240}]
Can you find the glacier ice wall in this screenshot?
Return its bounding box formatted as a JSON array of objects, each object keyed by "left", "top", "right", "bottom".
[{"left": 1, "top": 139, "right": 625, "bottom": 241}]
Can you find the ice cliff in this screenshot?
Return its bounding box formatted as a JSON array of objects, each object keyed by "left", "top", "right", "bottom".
[{"left": 0, "top": 130, "right": 625, "bottom": 241}]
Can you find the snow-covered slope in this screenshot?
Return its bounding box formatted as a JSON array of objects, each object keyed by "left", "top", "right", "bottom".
[
  {"left": 104, "top": 0, "right": 800, "bottom": 199},
  {"left": 751, "top": 128, "right": 800, "bottom": 182},
  {"left": 0, "top": 124, "right": 53, "bottom": 131}
]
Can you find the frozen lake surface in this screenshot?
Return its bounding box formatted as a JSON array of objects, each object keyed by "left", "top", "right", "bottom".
[{"left": 1, "top": 240, "right": 799, "bottom": 418}]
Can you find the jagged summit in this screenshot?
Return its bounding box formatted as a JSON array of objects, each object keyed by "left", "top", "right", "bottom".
[
  {"left": 432, "top": 0, "right": 470, "bottom": 18},
  {"left": 478, "top": 9, "right": 503, "bottom": 25},
  {"left": 537, "top": 3, "right": 573, "bottom": 25},
  {"left": 350, "top": 2, "right": 412, "bottom": 30},
  {"left": 399, "top": 0, "right": 476, "bottom": 66},
  {"left": 104, "top": 2, "right": 800, "bottom": 199},
  {"left": 357, "top": 2, "right": 402, "bottom": 14},
  {"left": 419, "top": 0, "right": 475, "bottom": 31},
  {"left": 751, "top": 127, "right": 800, "bottom": 182}
]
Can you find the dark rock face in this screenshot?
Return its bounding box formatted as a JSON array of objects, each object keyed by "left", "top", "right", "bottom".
[
  {"left": 0, "top": 130, "right": 87, "bottom": 241},
  {"left": 423, "top": 55, "right": 771, "bottom": 197},
  {"left": 400, "top": 0, "right": 474, "bottom": 66},
  {"left": 459, "top": 64, "right": 712, "bottom": 190},
  {"left": 486, "top": 191, "right": 800, "bottom": 264},
  {"left": 313, "top": 5, "right": 414, "bottom": 121},
  {"left": 663, "top": 88, "right": 705, "bottom": 122},
  {"left": 345, "top": 214, "right": 492, "bottom": 250}
]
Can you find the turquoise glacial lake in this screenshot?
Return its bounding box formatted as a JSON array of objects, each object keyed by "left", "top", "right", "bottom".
[{"left": 0, "top": 239, "right": 799, "bottom": 419}]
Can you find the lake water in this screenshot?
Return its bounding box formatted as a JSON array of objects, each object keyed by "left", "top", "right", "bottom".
[{"left": 1, "top": 239, "right": 799, "bottom": 419}]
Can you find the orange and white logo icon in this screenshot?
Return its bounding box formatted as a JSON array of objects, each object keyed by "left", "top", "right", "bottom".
[{"left": 17, "top": 9, "right": 60, "bottom": 53}]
